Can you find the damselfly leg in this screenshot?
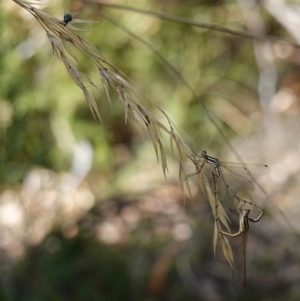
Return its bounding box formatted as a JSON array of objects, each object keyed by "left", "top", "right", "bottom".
[
  {"left": 212, "top": 170, "right": 264, "bottom": 221},
  {"left": 230, "top": 198, "right": 264, "bottom": 223}
]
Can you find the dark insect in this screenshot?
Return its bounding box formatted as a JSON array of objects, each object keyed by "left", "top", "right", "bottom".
[
  {"left": 63, "top": 13, "right": 73, "bottom": 26},
  {"left": 62, "top": 9, "right": 78, "bottom": 26}
]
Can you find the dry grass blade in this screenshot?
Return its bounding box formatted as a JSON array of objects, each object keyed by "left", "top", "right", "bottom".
[
  {"left": 115, "top": 86, "right": 128, "bottom": 119},
  {"left": 61, "top": 56, "right": 82, "bottom": 84},
  {"left": 147, "top": 127, "right": 160, "bottom": 162},
  {"left": 213, "top": 220, "right": 218, "bottom": 256},
  {"left": 159, "top": 142, "right": 168, "bottom": 179},
  {"left": 82, "top": 88, "right": 102, "bottom": 121},
  {"left": 211, "top": 171, "right": 234, "bottom": 265},
  {"left": 47, "top": 33, "right": 63, "bottom": 58},
  {"left": 179, "top": 162, "right": 192, "bottom": 203},
  {"left": 60, "top": 37, "right": 79, "bottom": 62},
  {"left": 202, "top": 174, "right": 215, "bottom": 212},
  {"left": 202, "top": 173, "right": 219, "bottom": 255},
  {"left": 100, "top": 69, "right": 113, "bottom": 106},
  {"left": 221, "top": 236, "right": 234, "bottom": 269},
  {"left": 217, "top": 201, "right": 231, "bottom": 232},
  {"left": 170, "top": 128, "right": 183, "bottom": 159},
  {"left": 196, "top": 171, "right": 206, "bottom": 195}
]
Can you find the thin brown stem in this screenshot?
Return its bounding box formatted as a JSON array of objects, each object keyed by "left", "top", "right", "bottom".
[{"left": 84, "top": 0, "right": 300, "bottom": 49}]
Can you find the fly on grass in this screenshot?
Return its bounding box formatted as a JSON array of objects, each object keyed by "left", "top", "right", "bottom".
[{"left": 63, "top": 8, "right": 98, "bottom": 27}]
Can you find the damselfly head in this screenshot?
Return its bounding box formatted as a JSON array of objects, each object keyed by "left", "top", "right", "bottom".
[
  {"left": 241, "top": 208, "right": 251, "bottom": 216},
  {"left": 200, "top": 150, "right": 207, "bottom": 156}
]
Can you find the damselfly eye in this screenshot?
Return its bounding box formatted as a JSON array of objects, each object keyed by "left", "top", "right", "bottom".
[
  {"left": 63, "top": 13, "right": 73, "bottom": 24},
  {"left": 200, "top": 150, "right": 207, "bottom": 155}
]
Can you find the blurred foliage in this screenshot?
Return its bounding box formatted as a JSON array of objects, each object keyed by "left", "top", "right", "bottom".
[{"left": 2, "top": 0, "right": 300, "bottom": 300}]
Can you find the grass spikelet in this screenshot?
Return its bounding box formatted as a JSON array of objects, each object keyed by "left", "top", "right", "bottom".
[
  {"left": 202, "top": 174, "right": 214, "bottom": 210},
  {"left": 60, "top": 37, "right": 79, "bottom": 62},
  {"left": 210, "top": 171, "right": 234, "bottom": 266},
  {"left": 170, "top": 127, "right": 183, "bottom": 159},
  {"left": 61, "top": 56, "right": 82, "bottom": 85},
  {"left": 82, "top": 88, "right": 102, "bottom": 121},
  {"left": 159, "top": 141, "right": 168, "bottom": 179},
  {"left": 217, "top": 201, "right": 231, "bottom": 232},
  {"left": 179, "top": 162, "right": 192, "bottom": 203},
  {"left": 115, "top": 85, "right": 129, "bottom": 124},
  {"left": 47, "top": 33, "right": 63, "bottom": 58},
  {"left": 100, "top": 69, "right": 113, "bottom": 106},
  {"left": 221, "top": 236, "right": 235, "bottom": 269},
  {"left": 213, "top": 220, "right": 218, "bottom": 256}
]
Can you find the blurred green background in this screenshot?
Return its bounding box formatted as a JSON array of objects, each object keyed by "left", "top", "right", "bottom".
[{"left": 2, "top": 0, "right": 300, "bottom": 300}]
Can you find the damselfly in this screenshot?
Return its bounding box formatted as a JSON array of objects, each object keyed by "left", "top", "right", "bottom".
[{"left": 187, "top": 150, "right": 270, "bottom": 210}]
